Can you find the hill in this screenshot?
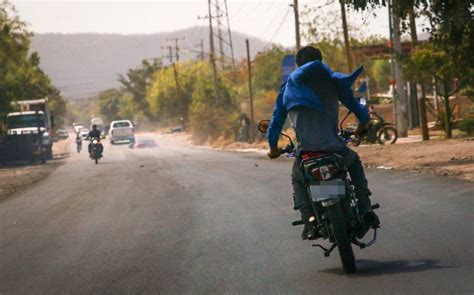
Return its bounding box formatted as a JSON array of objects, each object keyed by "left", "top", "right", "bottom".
[{"left": 30, "top": 27, "right": 270, "bottom": 99}]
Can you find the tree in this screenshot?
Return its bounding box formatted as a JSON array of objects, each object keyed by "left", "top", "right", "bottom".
[
  {"left": 118, "top": 58, "right": 162, "bottom": 118},
  {"left": 369, "top": 59, "right": 391, "bottom": 93},
  {"left": 97, "top": 89, "right": 122, "bottom": 123},
  {"left": 404, "top": 44, "right": 464, "bottom": 137},
  {"left": 252, "top": 46, "right": 290, "bottom": 92},
  {"left": 0, "top": 0, "right": 67, "bottom": 123}
]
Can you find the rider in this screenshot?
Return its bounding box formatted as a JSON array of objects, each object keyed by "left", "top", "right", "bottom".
[
  {"left": 266, "top": 46, "right": 379, "bottom": 240},
  {"left": 75, "top": 133, "right": 82, "bottom": 151},
  {"left": 88, "top": 124, "right": 103, "bottom": 157}
]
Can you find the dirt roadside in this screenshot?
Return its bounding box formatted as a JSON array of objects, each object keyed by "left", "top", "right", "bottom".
[
  {"left": 354, "top": 138, "right": 474, "bottom": 182},
  {"left": 157, "top": 132, "right": 474, "bottom": 182},
  {"left": 0, "top": 138, "right": 70, "bottom": 200}
]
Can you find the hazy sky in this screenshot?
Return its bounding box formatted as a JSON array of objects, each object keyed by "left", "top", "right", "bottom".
[{"left": 11, "top": 0, "right": 416, "bottom": 47}]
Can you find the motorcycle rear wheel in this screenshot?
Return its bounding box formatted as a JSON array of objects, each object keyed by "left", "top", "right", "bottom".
[
  {"left": 377, "top": 126, "right": 398, "bottom": 145},
  {"left": 327, "top": 202, "right": 356, "bottom": 274}
]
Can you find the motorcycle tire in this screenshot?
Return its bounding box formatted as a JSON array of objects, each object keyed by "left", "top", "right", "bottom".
[
  {"left": 95, "top": 158, "right": 98, "bottom": 164},
  {"left": 327, "top": 202, "right": 357, "bottom": 274},
  {"left": 377, "top": 126, "right": 398, "bottom": 145}
]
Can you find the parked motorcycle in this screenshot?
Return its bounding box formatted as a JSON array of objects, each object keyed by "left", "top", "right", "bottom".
[
  {"left": 351, "top": 112, "right": 397, "bottom": 146},
  {"left": 258, "top": 98, "right": 380, "bottom": 274},
  {"left": 89, "top": 137, "right": 102, "bottom": 164}
]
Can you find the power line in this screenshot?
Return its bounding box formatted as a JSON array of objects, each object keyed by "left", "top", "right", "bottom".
[{"left": 262, "top": 8, "right": 293, "bottom": 50}]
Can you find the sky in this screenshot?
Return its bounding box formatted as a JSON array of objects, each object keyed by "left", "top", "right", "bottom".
[{"left": 8, "top": 0, "right": 417, "bottom": 47}]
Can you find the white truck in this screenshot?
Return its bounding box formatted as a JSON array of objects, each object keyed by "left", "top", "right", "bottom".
[
  {"left": 1, "top": 98, "right": 55, "bottom": 163},
  {"left": 90, "top": 117, "right": 105, "bottom": 138},
  {"left": 109, "top": 120, "right": 135, "bottom": 144}
]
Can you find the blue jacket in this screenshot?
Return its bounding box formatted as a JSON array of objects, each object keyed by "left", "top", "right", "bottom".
[{"left": 267, "top": 61, "right": 369, "bottom": 148}]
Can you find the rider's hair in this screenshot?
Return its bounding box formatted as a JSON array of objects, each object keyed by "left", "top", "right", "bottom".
[
  {"left": 296, "top": 46, "right": 323, "bottom": 67},
  {"left": 92, "top": 124, "right": 97, "bottom": 129}
]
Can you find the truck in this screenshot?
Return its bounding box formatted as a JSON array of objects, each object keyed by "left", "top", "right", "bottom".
[
  {"left": 0, "top": 98, "right": 55, "bottom": 164},
  {"left": 73, "top": 122, "right": 84, "bottom": 134},
  {"left": 90, "top": 117, "right": 105, "bottom": 138}
]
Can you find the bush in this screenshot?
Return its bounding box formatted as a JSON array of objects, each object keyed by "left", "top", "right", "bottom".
[{"left": 459, "top": 114, "right": 474, "bottom": 136}]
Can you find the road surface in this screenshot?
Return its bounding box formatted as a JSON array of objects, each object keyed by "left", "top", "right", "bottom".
[{"left": 1, "top": 135, "right": 473, "bottom": 294}]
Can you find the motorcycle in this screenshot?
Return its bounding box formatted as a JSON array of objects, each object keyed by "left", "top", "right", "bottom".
[
  {"left": 90, "top": 137, "right": 102, "bottom": 164},
  {"left": 351, "top": 112, "right": 397, "bottom": 146},
  {"left": 258, "top": 98, "right": 380, "bottom": 274}
]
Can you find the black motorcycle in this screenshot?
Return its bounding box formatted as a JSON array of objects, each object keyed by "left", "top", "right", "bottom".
[
  {"left": 258, "top": 98, "right": 380, "bottom": 274},
  {"left": 90, "top": 137, "right": 102, "bottom": 164},
  {"left": 351, "top": 112, "right": 397, "bottom": 146}
]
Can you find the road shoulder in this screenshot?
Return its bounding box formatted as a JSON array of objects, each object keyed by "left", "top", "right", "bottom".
[
  {"left": 155, "top": 132, "right": 474, "bottom": 182},
  {"left": 0, "top": 139, "right": 70, "bottom": 200}
]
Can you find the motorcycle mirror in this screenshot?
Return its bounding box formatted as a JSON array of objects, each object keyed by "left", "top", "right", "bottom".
[{"left": 257, "top": 120, "right": 270, "bottom": 133}]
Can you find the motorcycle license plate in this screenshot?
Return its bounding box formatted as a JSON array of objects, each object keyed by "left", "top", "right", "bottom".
[{"left": 308, "top": 180, "right": 345, "bottom": 202}]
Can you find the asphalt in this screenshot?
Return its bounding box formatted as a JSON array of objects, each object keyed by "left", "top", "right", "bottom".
[{"left": 0, "top": 135, "right": 473, "bottom": 294}]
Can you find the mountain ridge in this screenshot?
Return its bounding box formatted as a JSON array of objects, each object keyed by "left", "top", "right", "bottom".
[{"left": 30, "top": 26, "right": 271, "bottom": 100}]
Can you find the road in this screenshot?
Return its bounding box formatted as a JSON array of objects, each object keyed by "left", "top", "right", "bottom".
[{"left": 1, "top": 135, "right": 473, "bottom": 294}]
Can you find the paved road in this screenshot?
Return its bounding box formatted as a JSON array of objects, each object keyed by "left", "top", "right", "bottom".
[{"left": 1, "top": 135, "right": 473, "bottom": 294}]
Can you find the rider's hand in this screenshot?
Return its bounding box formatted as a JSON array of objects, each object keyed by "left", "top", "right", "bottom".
[
  {"left": 267, "top": 147, "right": 280, "bottom": 159},
  {"left": 355, "top": 123, "right": 369, "bottom": 137}
]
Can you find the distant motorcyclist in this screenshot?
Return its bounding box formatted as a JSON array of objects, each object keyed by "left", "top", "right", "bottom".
[
  {"left": 88, "top": 124, "right": 103, "bottom": 157},
  {"left": 75, "top": 134, "right": 82, "bottom": 153}
]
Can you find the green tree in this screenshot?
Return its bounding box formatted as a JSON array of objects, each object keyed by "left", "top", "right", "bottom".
[
  {"left": 97, "top": 89, "right": 122, "bottom": 123},
  {"left": 404, "top": 44, "right": 466, "bottom": 137},
  {"left": 0, "top": 0, "right": 67, "bottom": 123},
  {"left": 252, "top": 46, "right": 290, "bottom": 92},
  {"left": 118, "top": 58, "right": 162, "bottom": 118},
  {"left": 369, "top": 59, "right": 391, "bottom": 93}
]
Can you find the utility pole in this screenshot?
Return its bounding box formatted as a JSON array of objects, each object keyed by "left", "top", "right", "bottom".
[
  {"left": 161, "top": 45, "right": 173, "bottom": 64},
  {"left": 340, "top": 0, "right": 353, "bottom": 72},
  {"left": 215, "top": 0, "right": 225, "bottom": 68},
  {"left": 198, "top": 39, "right": 204, "bottom": 61},
  {"left": 172, "top": 62, "right": 186, "bottom": 125},
  {"left": 291, "top": 0, "right": 301, "bottom": 50},
  {"left": 223, "top": 0, "right": 236, "bottom": 70},
  {"left": 167, "top": 37, "right": 185, "bottom": 62},
  {"left": 246, "top": 39, "right": 255, "bottom": 143},
  {"left": 199, "top": 0, "right": 235, "bottom": 70},
  {"left": 409, "top": 6, "right": 429, "bottom": 140},
  {"left": 207, "top": 0, "right": 220, "bottom": 103},
  {"left": 390, "top": 0, "right": 408, "bottom": 137}
]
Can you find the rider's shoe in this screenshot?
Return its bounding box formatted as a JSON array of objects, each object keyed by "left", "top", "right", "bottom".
[
  {"left": 362, "top": 210, "right": 380, "bottom": 228},
  {"left": 357, "top": 193, "right": 380, "bottom": 228},
  {"left": 301, "top": 215, "right": 322, "bottom": 240},
  {"left": 301, "top": 223, "right": 311, "bottom": 240}
]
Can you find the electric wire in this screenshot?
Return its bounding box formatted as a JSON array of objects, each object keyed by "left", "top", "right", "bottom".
[{"left": 262, "top": 7, "right": 292, "bottom": 50}]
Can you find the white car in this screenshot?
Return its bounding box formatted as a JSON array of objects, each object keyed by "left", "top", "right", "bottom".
[
  {"left": 79, "top": 128, "right": 89, "bottom": 140},
  {"left": 109, "top": 120, "right": 135, "bottom": 144}
]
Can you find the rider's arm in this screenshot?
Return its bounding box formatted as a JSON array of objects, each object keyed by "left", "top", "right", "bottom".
[
  {"left": 267, "top": 83, "right": 288, "bottom": 149},
  {"left": 338, "top": 89, "right": 369, "bottom": 125},
  {"left": 335, "top": 65, "right": 369, "bottom": 125}
]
